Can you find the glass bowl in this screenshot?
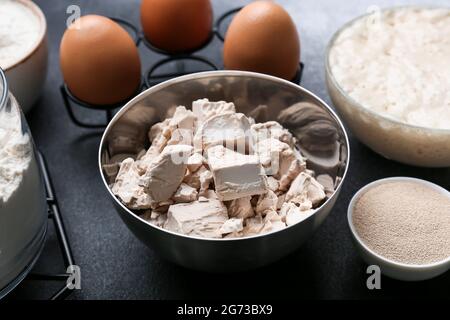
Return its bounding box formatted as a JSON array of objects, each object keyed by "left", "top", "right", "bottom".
[
  {"left": 0, "top": 68, "right": 47, "bottom": 298},
  {"left": 325, "top": 7, "right": 450, "bottom": 168}
]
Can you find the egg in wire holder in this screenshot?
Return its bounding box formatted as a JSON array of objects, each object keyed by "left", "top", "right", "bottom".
[{"left": 60, "top": 8, "right": 304, "bottom": 129}]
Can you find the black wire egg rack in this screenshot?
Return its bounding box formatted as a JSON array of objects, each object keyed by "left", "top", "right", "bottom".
[{"left": 60, "top": 7, "right": 304, "bottom": 129}]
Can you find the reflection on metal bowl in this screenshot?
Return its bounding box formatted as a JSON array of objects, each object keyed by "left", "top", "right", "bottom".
[{"left": 99, "top": 71, "right": 350, "bottom": 272}]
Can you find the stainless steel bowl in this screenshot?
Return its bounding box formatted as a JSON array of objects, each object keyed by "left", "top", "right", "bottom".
[{"left": 99, "top": 71, "right": 350, "bottom": 272}]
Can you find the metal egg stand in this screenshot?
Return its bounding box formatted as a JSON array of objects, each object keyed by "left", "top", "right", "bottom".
[
  {"left": 60, "top": 7, "right": 304, "bottom": 129},
  {"left": 29, "top": 152, "right": 76, "bottom": 300}
]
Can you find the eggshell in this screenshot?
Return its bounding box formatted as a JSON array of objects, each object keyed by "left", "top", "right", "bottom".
[
  {"left": 141, "top": 0, "right": 212, "bottom": 53},
  {"left": 60, "top": 15, "right": 141, "bottom": 106},
  {"left": 223, "top": 1, "right": 300, "bottom": 80}
]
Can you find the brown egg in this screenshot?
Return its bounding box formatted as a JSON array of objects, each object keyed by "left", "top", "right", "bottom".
[
  {"left": 60, "top": 15, "right": 141, "bottom": 106},
  {"left": 141, "top": 0, "right": 212, "bottom": 53},
  {"left": 223, "top": 1, "right": 300, "bottom": 80}
]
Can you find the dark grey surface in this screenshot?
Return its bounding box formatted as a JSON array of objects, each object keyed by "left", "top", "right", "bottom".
[{"left": 8, "top": 0, "right": 450, "bottom": 299}]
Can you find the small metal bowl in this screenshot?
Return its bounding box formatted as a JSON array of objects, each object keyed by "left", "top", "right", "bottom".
[{"left": 98, "top": 71, "right": 350, "bottom": 272}]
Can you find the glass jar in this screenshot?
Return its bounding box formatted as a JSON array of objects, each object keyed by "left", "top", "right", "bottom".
[{"left": 0, "top": 68, "right": 47, "bottom": 297}]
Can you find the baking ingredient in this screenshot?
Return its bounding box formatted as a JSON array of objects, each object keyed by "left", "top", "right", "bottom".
[
  {"left": 227, "top": 196, "right": 255, "bottom": 219},
  {"left": 108, "top": 98, "right": 329, "bottom": 238},
  {"left": 164, "top": 198, "right": 228, "bottom": 238},
  {"left": 172, "top": 183, "right": 198, "bottom": 203},
  {"left": 141, "top": 0, "right": 212, "bottom": 53},
  {"left": 186, "top": 153, "right": 204, "bottom": 172},
  {"left": 138, "top": 145, "right": 193, "bottom": 203},
  {"left": 266, "top": 176, "right": 279, "bottom": 192},
  {"left": 0, "top": 0, "right": 42, "bottom": 69},
  {"left": 60, "top": 15, "right": 141, "bottom": 105},
  {"left": 192, "top": 98, "right": 236, "bottom": 124},
  {"left": 329, "top": 7, "right": 450, "bottom": 130},
  {"left": 207, "top": 145, "right": 268, "bottom": 201},
  {"left": 286, "top": 172, "right": 327, "bottom": 210},
  {"left": 254, "top": 138, "right": 305, "bottom": 190},
  {"left": 255, "top": 189, "right": 277, "bottom": 215},
  {"left": 353, "top": 181, "right": 450, "bottom": 265},
  {"left": 183, "top": 165, "right": 213, "bottom": 196},
  {"left": 223, "top": 1, "right": 300, "bottom": 80},
  {"left": 251, "top": 121, "right": 294, "bottom": 147},
  {"left": 280, "top": 202, "right": 313, "bottom": 226},
  {"left": 112, "top": 158, "right": 152, "bottom": 209},
  {"left": 194, "top": 112, "right": 253, "bottom": 153},
  {"left": 0, "top": 101, "right": 32, "bottom": 203},
  {"left": 0, "top": 93, "right": 47, "bottom": 290},
  {"left": 219, "top": 218, "right": 244, "bottom": 235},
  {"left": 113, "top": 145, "right": 193, "bottom": 209}
]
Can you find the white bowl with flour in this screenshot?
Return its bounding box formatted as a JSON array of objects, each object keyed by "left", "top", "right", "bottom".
[
  {"left": 326, "top": 7, "right": 450, "bottom": 167},
  {"left": 348, "top": 177, "right": 450, "bottom": 281},
  {"left": 0, "top": 70, "right": 47, "bottom": 297},
  {"left": 0, "top": 0, "right": 48, "bottom": 113}
]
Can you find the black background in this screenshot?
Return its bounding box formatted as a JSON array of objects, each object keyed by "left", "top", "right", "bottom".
[{"left": 7, "top": 0, "right": 450, "bottom": 299}]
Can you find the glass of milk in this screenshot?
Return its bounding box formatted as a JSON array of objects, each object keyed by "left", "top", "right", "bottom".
[{"left": 0, "top": 68, "right": 47, "bottom": 297}]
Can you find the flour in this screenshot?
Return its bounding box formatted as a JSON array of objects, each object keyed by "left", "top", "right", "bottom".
[
  {"left": 0, "top": 91, "right": 47, "bottom": 290},
  {"left": 353, "top": 181, "right": 450, "bottom": 265},
  {"left": 330, "top": 8, "right": 450, "bottom": 130},
  {"left": 0, "top": 0, "right": 41, "bottom": 69},
  {"left": 0, "top": 101, "right": 32, "bottom": 203}
]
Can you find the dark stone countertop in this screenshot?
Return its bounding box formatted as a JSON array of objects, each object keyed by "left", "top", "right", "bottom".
[{"left": 7, "top": 0, "right": 450, "bottom": 299}]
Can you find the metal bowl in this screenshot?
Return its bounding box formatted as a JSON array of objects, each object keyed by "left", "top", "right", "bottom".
[{"left": 98, "top": 71, "right": 350, "bottom": 272}]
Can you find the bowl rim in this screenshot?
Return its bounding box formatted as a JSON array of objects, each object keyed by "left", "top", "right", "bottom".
[
  {"left": 325, "top": 5, "right": 450, "bottom": 135},
  {"left": 3, "top": 0, "right": 47, "bottom": 71},
  {"left": 0, "top": 68, "right": 8, "bottom": 112},
  {"left": 99, "top": 70, "right": 350, "bottom": 242},
  {"left": 347, "top": 176, "right": 450, "bottom": 270}
]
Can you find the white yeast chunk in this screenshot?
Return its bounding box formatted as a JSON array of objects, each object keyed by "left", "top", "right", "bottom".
[
  {"left": 186, "top": 152, "right": 205, "bottom": 172},
  {"left": 280, "top": 202, "right": 314, "bottom": 226},
  {"left": 172, "top": 183, "right": 198, "bottom": 203},
  {"left": 112, "top": 158, "right": 153, "bottom": 210},
  {"left": 251, "top": 121, "right": 295, "bottom": 146},
  {"left": 164, "top": 199, "right": 228, "bottom": 238},
  {"left": 286, "top": 172, "right": 326, "bottom": 208},
  {"left": 139, "top": 145, "right": 193, "bottom": 203},
  {"left": 227, "top": 196, "right": 255, "bottom": 219},
  {"left": 194, "top": 112, "right": 253, "bottom": 154},
  {"left": 219, "top": 218, "right": 244, "bottom": 235},
  {"left": 207, "top": 145, "right": 268, "bottom": 201},
  {"left": 192, "top": 98, "right": 236, "bottom": 124}
]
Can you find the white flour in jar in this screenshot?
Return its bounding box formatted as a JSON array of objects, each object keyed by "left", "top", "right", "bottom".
[
  {"left": 0, "top": 0, "right": 41, "bottom": 69},
  {"left": 329, "top": 7, "right": 450, "bottom": 130},
  {"left": 0, "top": 102, "right": 32, "bottom": 203},
  {"left": 0, "top": 93, "right": 47, "bottom": 290}
]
